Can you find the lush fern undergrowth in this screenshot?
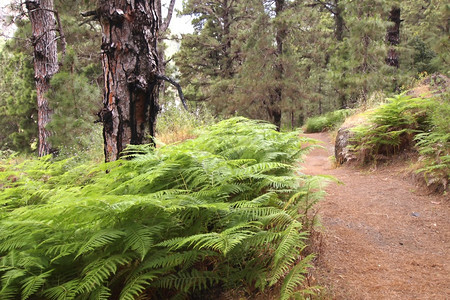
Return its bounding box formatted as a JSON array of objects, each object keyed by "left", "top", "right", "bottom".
[
  {"left": 0, "top": 118, "right": 324, "bottom": 299},
  {"left": 350, "top": 93, "right": 449, "bottom": 191}
]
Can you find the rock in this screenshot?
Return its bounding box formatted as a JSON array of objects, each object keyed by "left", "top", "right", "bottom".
[
  {"left": 335, "top": 126, "right": 355, "bottom": 165},
  {"left": 334, "top": 111, "right": 371, "bottom": 166}
]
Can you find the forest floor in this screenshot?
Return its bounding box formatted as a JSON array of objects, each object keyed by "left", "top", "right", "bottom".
[{"left": 301, "top": 132, "right": 450, "bottom": 300}]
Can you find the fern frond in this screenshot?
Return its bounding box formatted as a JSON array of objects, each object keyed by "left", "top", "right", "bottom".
[
  {"left": 119, "top": 273, "right": 159, "bottom": 300},
  {"left": 151, "top": 269, "right": 220, "bottom": 293},
  {"left": 136, "top": 250, "right": 216, "bottom": 273},
  {"left": 123, "top": 224, "right": 154, "bottom": 260},
  {"left": 1, "top": 268, "right": 26, "bottom": 292},
  {"left": 76, "top": 254, "right": 132, "bottom": 294},
  {"left": 279, "top": 255, "right": 313, "bottom": 300},
  {"left": 89, "top": 285, "right": 111, "bottom": 300},
  {"left": 21, "top": 270, "right": 52, "bottom": 300},
  {"left": 43, "top": 279, "right": 79, "bottom": 300},
  {"left": 159, "top": 223, "right": 258, "bottom": 255},
  {"left": 76, "top": 229, "right": 125, "bottom": 258}
]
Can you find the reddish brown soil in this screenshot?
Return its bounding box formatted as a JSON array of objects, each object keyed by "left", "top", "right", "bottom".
[{"left": 302, "top": 132, "right": 450, "bottom": 300}]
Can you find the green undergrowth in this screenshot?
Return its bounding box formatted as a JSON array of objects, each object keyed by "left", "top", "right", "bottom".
[
  {"left": 305, "top": 109, "right": 353, "bottom": 133},
  {"left": 414, "top": 95, "right": 450, "bottom": 192},
  {"left": 0, "top": 117, "right": 325, "bottom": 299},
  {"left": 350, "top": 93, "right": 449, "bottom": 192}
]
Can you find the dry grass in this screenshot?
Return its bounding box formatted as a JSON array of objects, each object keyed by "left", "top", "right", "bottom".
[{"left": 155, "top": 126, "right": 198, "bottom": 145}]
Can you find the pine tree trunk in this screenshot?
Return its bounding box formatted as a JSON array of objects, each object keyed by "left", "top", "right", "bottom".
[
  {"left": 222, "top": 0, "right": 233, "bottom": 78},
  {"left": 98, "top": 0, "right": 160, "bottom": 162},
  {"left": 386, "top": 7, "right": 401, "bottom": 68},
  {"left": 334, "top": 0, "right": 344, "bottom": 41},
  {"left": 269, "top": 0, "right": 285, "bottom": 131},
  {"left": 26, "top": 0, "right": 59, "bottom": 156}
]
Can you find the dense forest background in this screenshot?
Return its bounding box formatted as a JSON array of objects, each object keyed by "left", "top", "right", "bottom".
[
  {"left": 0, "top": 0, "right": 448, "bottom": 156},
  {"left": 0, "top": 1, "right": 448, "bottom": 299}
]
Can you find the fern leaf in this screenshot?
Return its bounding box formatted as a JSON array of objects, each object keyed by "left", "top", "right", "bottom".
[
  {"left": 1, "top": 268, "right": 26, "bottom": 290},
  {"left": 123, "top": 224, "right": 154, "bottom": 260},
  {"left": 76, "top": 254, "right": 132, "bottom": 294},
  {"left": 89, "top": 285, "right": 111, "bottom": 300},
  {"left": 119, "top": 273, "right": 159, "bottom": 300},
  {"left": 21, "top": 270, "right": 52, "bottom": 300},
  {"left": 152, "top": 269, "right": 220, "bottom": 293},
  {"left": 76, "top": 229, "right": 125, "bottom": 257},
  {"left": 280, "top": 255, "right": 314, "bottom": 300},
  {"left": 43, "top": 279, "right": 79, "bottom": 300}
]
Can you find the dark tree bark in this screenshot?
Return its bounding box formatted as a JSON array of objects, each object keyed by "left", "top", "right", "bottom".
[
  {"left": 333, "top": 0, "right": 344, "bottom": 41},
  {"left": 25, "top": 0, "right": 60, "bottom": 156},
  {"left": 310, "top": 0, "right": 345, "bottom": 41},
  {"left": 221, "top": 0, "right": 233, "bottom": 78},
  {"left": 98, "top": 0, "right": 160, "bottom": 162},
  {"left": 386, "top": 7, "right": 401, "bottom": 68},
  {"left": 268, "top": 0, "right": 285, "bottom": 131}
]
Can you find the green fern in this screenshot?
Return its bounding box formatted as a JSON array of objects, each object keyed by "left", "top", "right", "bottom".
[
  {"left": 280, "top": 255, "right": 314, "bottom": 300},
  {"left": 119, "top": 273, "right": 159, "bottom": 300},
  {"left": 43, "top": 280, "right": 79, "bottom": 300},
  {"left": 76, "top": 230, "right": 125, "bottom": 258},
  {"left": 350, "top": 94, "right": 433, "bottom": 163},
  {"left": 21, "top": 270, "right": 52, "bottom": 300},
  {"left": 0, "top": 117, "right": 324, "bottom": 298}
]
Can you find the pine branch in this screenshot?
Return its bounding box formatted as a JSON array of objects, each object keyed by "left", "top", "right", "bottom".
[{"left": 155, "top": 74, "right": 189, "bottom": 111}]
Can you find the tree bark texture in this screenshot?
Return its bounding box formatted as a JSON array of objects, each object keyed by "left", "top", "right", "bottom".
[
  {"left": 386, "top": 7, "right": 401, "bottom": 68},
  {"left": 26, "top": 0, "right": 59, "bottom": 156},
  {"left": 98, "top": 0, "right": 160, "bottom": 162}
]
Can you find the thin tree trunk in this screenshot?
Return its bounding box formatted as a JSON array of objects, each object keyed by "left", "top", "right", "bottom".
[
  {"left": 386, "top": 7, "right": 401, "bottom": 68},
  {"left": 159, "top": 0, "right": 176, "bottom": 33},
  {"left": 269, "top": 0, "right": 285, "bottom": 131},
  {"left": 222, "top": 0, "right": 233, "bottom": 78},
  {"left": 334, "top": 0, "right": 344, "bottom": 41},
  {"left": 156, "top": 0, "right": 177, "bottom": 98},
  {"left": 26, "top": 0, "right": 59, "bottom": 156},
  {"left": 98, "top": 0, "right": 160, "bottom": 162}
]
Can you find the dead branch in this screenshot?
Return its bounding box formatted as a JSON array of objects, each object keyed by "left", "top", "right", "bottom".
[{"left": 155, "top": 74, "right": 189, "bottom": 111}]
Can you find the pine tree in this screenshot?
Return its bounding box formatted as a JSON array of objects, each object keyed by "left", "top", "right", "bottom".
[
  {"left": 0, "top": 50, "right": 37, "bottom": 152},
  {"left": 175, "top": 0, "right": 249, "bottom": 114},
  {"left": 0, "top": 0, "right": 101, "bottom": 155},
  {"left": 25, "top": 0, "right": 65, "bottom": 156},
  {"left": 94, "top": 0, "right": 160, "bottom": 162},
  {"left": 329, "top": 0, "right": 394, "bottom": 105}
]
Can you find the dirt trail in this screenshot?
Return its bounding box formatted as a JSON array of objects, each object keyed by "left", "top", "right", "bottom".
[{"left": 301, "top": 132, "right": 450, "bottom": 300}]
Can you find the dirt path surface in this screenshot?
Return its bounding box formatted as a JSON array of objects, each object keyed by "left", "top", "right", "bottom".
[{"left": 301, "top": 132, "right": 450, "bottom": 300}]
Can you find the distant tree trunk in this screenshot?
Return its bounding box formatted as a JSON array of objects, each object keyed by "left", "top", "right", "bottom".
[
  {"left": 222, "top": 0, "right": 233, "bottom": 78},
  {"left": 386, "top": 7, "right": 401, "bottom": 68},
  {"left": 268, "top": 0, "right": 285, "bottom": 131},
  {"left": 98, "top": 0, "right": 160, "bottom": 162},
  {"left": 26, "top": 0, "right": 59, "bottom": 156},
  {"left": 334, "top": 0, "right": 344, "bottom": 41}
]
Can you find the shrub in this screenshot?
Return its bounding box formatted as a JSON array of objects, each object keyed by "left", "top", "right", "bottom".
[
  {"left": 305, "top": 109, "right": 352, "bottom": 133},
  {"left": 0, "top": 117, "right": 323, "bottom": 299}
]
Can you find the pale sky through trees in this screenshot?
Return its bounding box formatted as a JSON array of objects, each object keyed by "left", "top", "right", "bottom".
[{"left": 0, "top": 0, "right": 193, "bottom": 37}]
